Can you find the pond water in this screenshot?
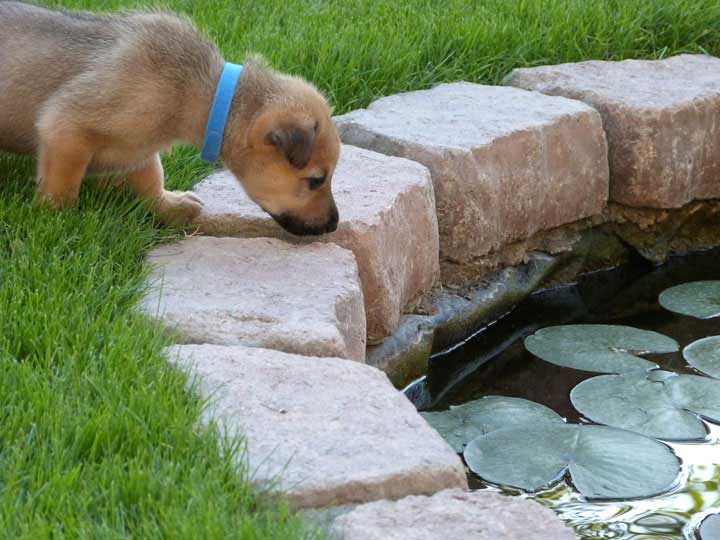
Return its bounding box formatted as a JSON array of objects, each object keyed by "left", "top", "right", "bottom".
[{"left": 405, "top": 248, "right": 720, "bottom": 540}]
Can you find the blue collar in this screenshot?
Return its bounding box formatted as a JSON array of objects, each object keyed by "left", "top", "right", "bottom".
[{"left": 200, "top": 62, "right": 244, "bottom": 163}]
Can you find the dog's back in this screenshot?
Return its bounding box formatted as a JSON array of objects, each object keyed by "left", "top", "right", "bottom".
[
  {"left": 0, "top": 2, "right": 222, "bottom": 156},
  {"left": 0, "top": 1, "right": 124, "bottom": 153}
]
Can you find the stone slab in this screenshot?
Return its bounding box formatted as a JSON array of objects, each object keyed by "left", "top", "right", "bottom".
[
  {"left": 335, "top": 82, "right": 609, "bottom": 277},
  {"left": 167, "top": 345, "right": 468, "bottom": 508},
  {"left": 506, "top": 54, "right": 720, "bottom": 208},
  {"left": 193, "top": 145, "right": 440, "bottom": 344},
  {"left": 141, "top": 237, "right": 366, "bottom": 361},
  {"left": 329, "top": 489, "right": 576, "bottom": 540}
]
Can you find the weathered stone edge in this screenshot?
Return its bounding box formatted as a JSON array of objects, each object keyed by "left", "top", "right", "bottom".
[{"left": 368, "top": 252, "right": 562, "bottom": 386}]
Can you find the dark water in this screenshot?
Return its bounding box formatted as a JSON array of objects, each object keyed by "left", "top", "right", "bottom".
[{"left": 405, "top": 248, "right": 720, "bottom": 540}]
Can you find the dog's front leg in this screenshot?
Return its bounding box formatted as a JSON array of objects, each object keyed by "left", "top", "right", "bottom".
[
  {"left": 36, "top": 131, "right": 92, "bottom": 208},
  {"left": 126, "top": 154, "right": 203, "bottom": 225}
]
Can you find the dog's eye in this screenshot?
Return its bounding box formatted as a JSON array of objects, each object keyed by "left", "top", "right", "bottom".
[{"left": 305, "top": 175, "right": 326, "bottom": 191}]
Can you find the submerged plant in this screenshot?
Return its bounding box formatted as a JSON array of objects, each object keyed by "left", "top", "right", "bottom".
[
  {"left": 684, "top": 336, "right": 720, "bottom": 379},
  {"left": 699, "top": 514, "right": 720, "bottom": 540},
  {"left": 571, "top": 370, "right": 720, "bottom": 441},
  {"left": 523, "top": 325, "right": 678, "bottom": 373},
  {"left": 422, "top": 396, "right": 681, "bottom": 500},
  {"left": 421, "top": 396, "right": 562, "bottom": 452},
  {"left": 659, "top": 281, "right": 720, "bottom": 319},
  {"left": 422, "top": 279, "right": 720, "bottom": 504},
  {"left": 464, "top": 420, "right": 680, "bottom": 500}
]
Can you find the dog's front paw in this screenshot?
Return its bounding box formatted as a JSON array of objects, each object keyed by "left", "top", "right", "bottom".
[
  {"left": 35, "top": 189, "right": 75, "bottom": 209},
  {"left": 157, "top": 190, "right": 204, "bottom": 226}
]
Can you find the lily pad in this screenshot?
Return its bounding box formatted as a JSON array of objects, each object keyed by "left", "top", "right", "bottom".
[
  {"left": 665, "top": 375, "right": 720, "bottom": 424},
  {"left": 684, "top": 336, "right": 720, "bottom": 379},
  {"left": 524, "top": 325, "right": 678, "bottom": 374},
  {"left": 464, "top": 423, "right": 680, "bottom": 500},
  {"left": 420, "top": 396, "right": 562, "bottom": 452},
  {"left": 659, "top": 281, "right": 720, "bottom": 319},
  {"left": 571, "top": 371, "right": 720, "bottom": 441},
  {"left": 699, "top": 514, "right": 720, "bottom": 540}
]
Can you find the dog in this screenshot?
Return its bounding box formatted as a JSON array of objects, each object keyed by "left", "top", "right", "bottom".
[{"left": 0, "top": 1, "right": 340, "bottom": 235}]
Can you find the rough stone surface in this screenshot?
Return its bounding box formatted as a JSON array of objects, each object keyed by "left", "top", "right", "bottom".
[
  {"left": 167, "top": 345, "right": 468, "bottom": 509},
  {"left": 506, "top": 54, "right": 720, "bottom": 209},
  {"left": 439, "top": 212, "right": 603, "bottom": 285},
  {"left": 606, "top": 200, "right": 720, "bottom": 262},
  {"left": 193, "top": 145, "right": 440, "bottom": 344},
  {"left": 366, "top": 315, "right": 435, "bottom": 388},
  {"left": 335, "top": 82, "right": 609, "bottom": 280},
  {"left": 141, "top": 237, "right": 366, "bottom": 361},
  {"left": 423, "top": 253, "right": 563, "bottom": 352},
  {"left": 368, "top": 252, "right": 562, "bottom": 388},
  {"left": 329, "top": 489, "right": 576, "bottom": 540}
]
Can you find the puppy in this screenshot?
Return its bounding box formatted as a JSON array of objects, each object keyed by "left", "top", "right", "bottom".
[{"left": 0, "top": 1, "right": 340, "bottom": 235}]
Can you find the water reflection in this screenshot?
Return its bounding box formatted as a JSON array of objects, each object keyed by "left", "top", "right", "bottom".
[
  {"left": 534, "top": 431, "right": 720, "bottom": 539},
  {"left": 530, "top": 322, "right": 720, "bottom": 539},
  {"left": 471, "top": 433, "right": 720, "bottom": 539},
  {"left": 408, "top": 248, "right": 720, "bottom": 540}
]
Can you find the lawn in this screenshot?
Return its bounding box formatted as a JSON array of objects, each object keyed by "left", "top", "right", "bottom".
[{"left": 2, "top": 0, "right": 720, "bottom": 537}]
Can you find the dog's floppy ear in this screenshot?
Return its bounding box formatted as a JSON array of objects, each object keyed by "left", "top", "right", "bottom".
[{"left": 265, "top": 125, "right": 315, "bottom": 169}]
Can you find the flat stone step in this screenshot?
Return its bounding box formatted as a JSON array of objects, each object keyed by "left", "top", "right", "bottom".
[
  {"left": 141, "top": 237, "right": 366, "bottom": 361},
  {"left": 167, "top": 345, "right": 468, "bottom": 508},
  {"left": 334, "top": 82, "right": 609, "bottom": 285},
  {"left": 328, "top": 489, "right": 576, "bottom": 540},
  {"left": 506, "top": 54, "right": 720, "bottom": 209},
  {"left": 193, "top": 145, "right": 440, "bottom": 344}
]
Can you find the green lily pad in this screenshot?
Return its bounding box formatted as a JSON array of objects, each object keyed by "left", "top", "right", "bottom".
[
  {"left": 700, "top": 514, "right": 720, "bottom": 540},
  {"left": 420, "top": 396, "right": 562, "bottom": 452},
  {"left": 571, "top": 371, "right": 720, "bottom": 441},
  {"left": 683, "top": 336, "right": 720, "bottom": 379},
  {"left": 659, "top": 281, "right": 720, "bottom": 319},
  {"left": 464, "top": 423, "right": 680, "bottom": 500},
  {"left": 665, "top": 375, "right": 720, "bottom": 424},
  {"left": 524, "top": 325, "right": 678, "bottom": 374}
]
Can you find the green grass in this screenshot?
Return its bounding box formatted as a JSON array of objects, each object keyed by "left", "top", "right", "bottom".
[
  {"left": 48, "top": 0, "right": 720, "bottom": 114},
  {"left": 0, "top": 157, "right": 314, "bottom": 539},
  {"left": 3, "top": 0, "right": 720, "bottom": 537}
]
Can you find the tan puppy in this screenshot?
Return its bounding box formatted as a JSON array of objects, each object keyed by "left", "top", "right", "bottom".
[{"left": 0, "top": 1, "right": 340, "bottom": 235}]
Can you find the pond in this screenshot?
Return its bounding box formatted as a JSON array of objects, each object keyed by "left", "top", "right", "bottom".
[{"left": 405, "top": 248, "right": 720, "bottom": 540}]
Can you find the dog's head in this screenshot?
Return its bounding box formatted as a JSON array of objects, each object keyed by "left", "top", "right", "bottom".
[{"left": 222, "top": 65, "right": 340, "bottom": 236}]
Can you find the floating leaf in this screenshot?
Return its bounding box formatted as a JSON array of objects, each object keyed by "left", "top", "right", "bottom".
[
  {"left": 571, "top": 371, "right": 720, "bottom": 441},
  {"left": 524, "top": 325, "right": 678, "bottom": 374},
  {"left": 665, "top": 375, "right": 720, "bottom": 424},
  {"left": 684, "top": 336, "right": 720, "bottom": 379},
  {"left": 659, "top": 281, "right": 720, "bottom": 319},
  {"left": 646, "top": 370, "right": 677, "bottom": 383},
  {"left": 464, "top": 423, "right": 680, "bottom": 500},
  {"left": 421, "top": 396, "right": 562, "bottom": 452},
  {"left": 700, "top": 514, "right": 720, "bottom": 540}
]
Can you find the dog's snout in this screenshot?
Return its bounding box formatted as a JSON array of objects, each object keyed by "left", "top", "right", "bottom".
[
  {"left": 270, "top": 206, "right": 339, "bottom": 237},
  {"left": 325, "top": 204, "right": 339, "bottom": 233}
]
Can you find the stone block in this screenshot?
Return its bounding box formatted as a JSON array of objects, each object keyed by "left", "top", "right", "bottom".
[
  {"left": 141, "top": 237, "right": 366, "bottom": 361},
  {"left": 193, "top": 145, "right": 439, "bottom": 343},
  {"left": 167, "top": 345, "right": 468, "bottom": 508},
  {"left": 506, "top": 55, "right": 720, "bottom": 208},
  {"left": 330, "top": 489, "right": 576, "bottom": 540},
  {"left": 335, "top": 83, "right": 609, "bottom": 277}
]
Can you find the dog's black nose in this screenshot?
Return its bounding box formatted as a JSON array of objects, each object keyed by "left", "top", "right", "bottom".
[
  {"left": 270, "top": 210, "right": 339, "bottom": 237},
  {"left": 324, "top": 205, "right": 339, "bottom": 233}
]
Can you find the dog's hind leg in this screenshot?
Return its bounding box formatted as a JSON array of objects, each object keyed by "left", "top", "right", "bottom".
[
  {"left": 126, "top": 153, "right": 203, "bottom": 225},
  {"left": 36, "top": 130, "right": 92, "bottom": 208}
]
